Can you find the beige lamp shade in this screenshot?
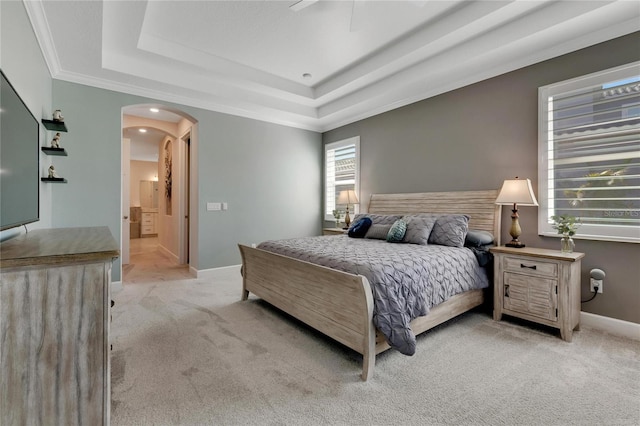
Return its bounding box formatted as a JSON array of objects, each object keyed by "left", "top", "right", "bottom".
[
  {"left": 337, "top": 190, "right": 359, "bottom": 205},
  {"left": 495, "top": 178, "right": 538, "bottom": 206}
]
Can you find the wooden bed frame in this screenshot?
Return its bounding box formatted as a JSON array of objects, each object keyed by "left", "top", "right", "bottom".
[{"left": 239, "top": 190, "right": 500, "bottom": 380}]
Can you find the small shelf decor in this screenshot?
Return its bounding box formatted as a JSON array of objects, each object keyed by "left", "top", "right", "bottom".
[
  {"left": 41, "top": 110, "right": 69, "bottom": 182},
  {"left": 41, "top": 119, "right": 68, "bottom": 132},
  {"left": 41, "top": 147, "right": 67, "bottom": 156}
]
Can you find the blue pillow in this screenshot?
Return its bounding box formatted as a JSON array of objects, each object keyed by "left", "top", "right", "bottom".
[
  {"left": 348, "top": 217, "right": 372, "bottom": 238},
  {"left": 387, "top": 219, "right": 407, "bottom": 243}
]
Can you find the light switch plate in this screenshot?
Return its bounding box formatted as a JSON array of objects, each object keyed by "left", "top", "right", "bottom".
[{"left": 207, "top": 202, "right": 222, "bottom": 211}]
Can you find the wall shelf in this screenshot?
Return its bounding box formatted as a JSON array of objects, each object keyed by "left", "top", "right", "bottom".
[
  {"left": 41, "top": 147, "right": 67, "bottom": 156},
  {"left": 41, "top": 119, "right": 68, "bottom": 132},
  {"left": 41, "top": 177, "right": 67, "bottom": 183}
]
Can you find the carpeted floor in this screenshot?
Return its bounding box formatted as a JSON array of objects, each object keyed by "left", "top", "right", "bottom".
[{"left": 112, "top": 246, "right": 639, "bottom": 425}]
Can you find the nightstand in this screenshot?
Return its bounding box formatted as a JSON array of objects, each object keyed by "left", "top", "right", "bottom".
[
  {"left": 490, "top": 246, "right": 585, "bottom": 342},
  {"left": 322, "top": 228, "right": 347, "bottom": 236}
]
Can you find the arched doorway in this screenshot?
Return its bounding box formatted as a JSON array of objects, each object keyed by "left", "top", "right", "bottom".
[{"left": 121, "top": 104, "right": 198, "bottom": 282}]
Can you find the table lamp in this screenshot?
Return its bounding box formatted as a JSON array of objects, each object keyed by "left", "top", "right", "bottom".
[
  {"left": 495, "top": 177, "right": 538, "bottom": 248},
  {"left": 337, "top": 190, "right": 359, "bottom": 228}
]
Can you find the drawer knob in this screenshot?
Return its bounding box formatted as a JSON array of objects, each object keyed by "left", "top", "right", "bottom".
[
  {"left": 505, "top": 284, "right": 510, "bottom": 297},
  {"left": 520, "top": 263, "right": 537, "bottom": 270}
]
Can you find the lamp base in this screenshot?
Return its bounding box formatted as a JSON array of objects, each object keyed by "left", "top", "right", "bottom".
[{"left": 505, "top": 240, "right": 526, "bottom": 248}]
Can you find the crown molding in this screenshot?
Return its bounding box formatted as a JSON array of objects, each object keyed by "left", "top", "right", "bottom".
[{"left": 23, "top": 0, "right": 60, "bottom": 77}]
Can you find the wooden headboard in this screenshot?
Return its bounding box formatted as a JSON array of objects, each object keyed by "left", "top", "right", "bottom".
[{"left": 367, "top": 189, "right": 501, "bottom": 245}]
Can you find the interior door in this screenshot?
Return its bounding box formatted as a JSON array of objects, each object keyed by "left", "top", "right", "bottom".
[
  {"left": 180, "top": 133, "right": 191, "bottom": 264},
  {"left": 121, "top": 137, "right": 130, "bottom": 266}
]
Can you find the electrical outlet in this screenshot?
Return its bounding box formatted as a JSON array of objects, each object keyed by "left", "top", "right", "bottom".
[{"left": 590, "top": 278, "right": 603, "bottom": 294}]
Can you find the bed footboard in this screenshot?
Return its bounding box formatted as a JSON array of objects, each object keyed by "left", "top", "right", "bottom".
[{"left": 238, "top": 244, "right": 376, "bottom": 380}]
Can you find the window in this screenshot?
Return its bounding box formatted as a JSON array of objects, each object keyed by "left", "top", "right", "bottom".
[
  {"left": 325, "top": 137, "right": 360, "bottom": 222},
  {"left": 538, "top": 62, "right": 640, "bottom": 243}
]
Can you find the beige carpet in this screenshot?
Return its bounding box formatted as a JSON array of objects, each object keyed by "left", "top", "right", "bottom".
[{"left": 112, "top": 252, "right": 639, "bottom": 425}]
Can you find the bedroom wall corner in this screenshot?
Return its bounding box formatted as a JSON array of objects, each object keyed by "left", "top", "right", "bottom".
[{"left": 0, "top": 0, "right": 53, "bottom": 242}]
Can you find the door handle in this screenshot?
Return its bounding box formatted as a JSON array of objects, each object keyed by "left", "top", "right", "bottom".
[{"left": 505, "top": 284, "right": 510, "bottom": 297}]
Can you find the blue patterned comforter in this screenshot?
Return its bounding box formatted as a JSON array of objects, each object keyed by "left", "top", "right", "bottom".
[{"left": 258, "top": 235, "right": 489, "bottom": 355}]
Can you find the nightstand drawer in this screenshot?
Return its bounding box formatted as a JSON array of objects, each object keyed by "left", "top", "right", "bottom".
[{"left": 504, "top": 256, "right": 557, "bottom": 278}]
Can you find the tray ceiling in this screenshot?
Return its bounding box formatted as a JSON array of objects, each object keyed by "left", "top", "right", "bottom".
[{"left": 25, "top": 0, "right": 640, "bottom": 132}]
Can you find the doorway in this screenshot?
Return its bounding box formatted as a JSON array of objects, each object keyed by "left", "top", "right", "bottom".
[{"left": 120, "top": 105, "right": 198, "bottom": 282}]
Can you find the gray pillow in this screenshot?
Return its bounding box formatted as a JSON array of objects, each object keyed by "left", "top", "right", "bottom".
[
  {"left": 352, "top": 213, "right": 402, "bottom": 226},
  {"left": 428, "top": 214, "right": 470, "bottom": 247},
  {"left": 365, "top": 224, "right": 392, "bottom": 240},
  {"left": 402, "top": 215, "right": 437, "bottom": 245}
]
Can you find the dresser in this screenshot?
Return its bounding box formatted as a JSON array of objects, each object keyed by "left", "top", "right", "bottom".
[
  {"left": 490, "top": 246, "right": 584, "bottom": 342},
  {"left": 141, "top": 210, "right": 158, "bottom": 236},
  {"left": 0, "top": 227, "right": 119, "bottom": 425}
]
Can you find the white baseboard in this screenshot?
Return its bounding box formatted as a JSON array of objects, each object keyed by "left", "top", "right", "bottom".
[
  {"left": 111, "top": 280, "right": 123, "bottom": 293},
  {"left": 189, "top": 265, "right": 199, "bottom": 277},
  {"left": 580, "top": 311, "right": 640, "bottom": 341},
  {"left": 196, "top": 264, "right": 242, "bottom": 279},
  {"left": 158, "top": 244, "right": 179, "bottom": 263}
]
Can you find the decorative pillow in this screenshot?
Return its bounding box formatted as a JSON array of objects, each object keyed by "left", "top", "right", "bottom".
[
  {"left": 402, "top": 215, "right": 437, "bottom": 245},
  {"left": 365, "top": 224, "right": 392, "bottom": 240},
  {"left": 428, "top": 214, "right": 470, "bottom": 247},
  {"left": 464, "top": 229, "right": 495, "bottom": 247},
  {"left": 352, "top": 213, "right": 402, "bottom": 226},
  {"left": 386, "top": 219, "right": 407, "bottom": 243},
  {"left": 348, "top": 217, "right": 372, "bottom": 238}
]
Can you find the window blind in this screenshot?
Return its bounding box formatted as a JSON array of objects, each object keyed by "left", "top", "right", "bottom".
[
  {"left": 325, "top": 138, "right": 359, "bottom": 220},
  {"left": 539, "top": 63, "right": 640, "bottom": 242}
]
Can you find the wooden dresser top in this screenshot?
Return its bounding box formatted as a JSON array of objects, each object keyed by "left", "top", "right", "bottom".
[{"left": 0, "top": 227, "right": 119, "bottom": 269}]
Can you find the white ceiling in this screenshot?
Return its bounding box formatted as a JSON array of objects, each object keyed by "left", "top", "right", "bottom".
[
  {"left": 123, "top": 126, "right": 163, "bottom": 162},
  {"left": 25, "top": 0, "right": 640, "bottom": 132},
  {"left": 122, "top": 107, "right": 183, "bottom": 162}
]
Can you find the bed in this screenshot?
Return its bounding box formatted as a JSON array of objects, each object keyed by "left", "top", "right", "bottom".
[{"left": 238, "top": 190, "right": 501, "bottom": 380}]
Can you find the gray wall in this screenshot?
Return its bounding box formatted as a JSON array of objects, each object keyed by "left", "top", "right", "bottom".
[
  {"left": 0, "top": 0, "right": 53, "bottom": 242},
  {"left": 324, "top": 32, "right": 640, "bottom": 324},
  {"left": 52, "top": 80, "right": 321, "bottom": 281}
]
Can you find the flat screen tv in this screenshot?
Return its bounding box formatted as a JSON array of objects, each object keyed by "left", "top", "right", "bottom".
[{"left": 0, "top": 69, "right": 40, "bottom": 231}]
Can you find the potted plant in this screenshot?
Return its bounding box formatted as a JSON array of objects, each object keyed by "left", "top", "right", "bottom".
[
  {"left": 551, "top": 214, "right": 580, "bottom": 253},
  {"left": 332, "top": 209, "right": 342, "bottom": 228}
]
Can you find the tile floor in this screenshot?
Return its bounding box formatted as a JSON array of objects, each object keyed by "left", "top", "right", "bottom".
[{"left": 123, "top": 237, "right": 193, "bottom": 283}]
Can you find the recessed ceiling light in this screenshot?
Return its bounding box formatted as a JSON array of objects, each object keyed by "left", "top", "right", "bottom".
[
  {"left": 139, "top": 128, "right": 147, "bottom": 133},
  {"left": 149, "top": 108, "right": 159, "bottom": 113},
  {"left": 303, "top": 73, "right": 312, "bottom": 79}
]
